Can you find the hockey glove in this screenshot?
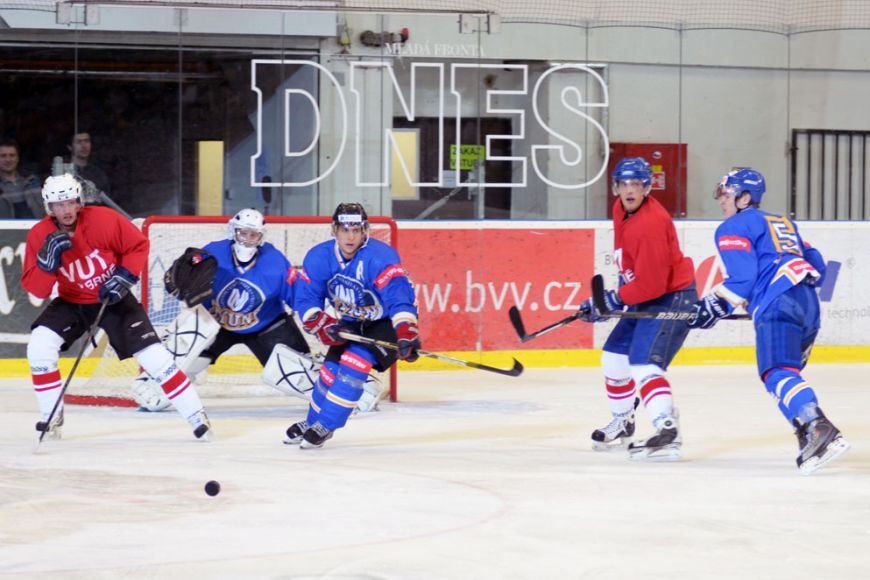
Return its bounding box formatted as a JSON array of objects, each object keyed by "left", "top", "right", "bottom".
[
  {"left": 395, "top": 322, "right": 421, "bottom": 362},
  {"left": 36, "top": 231, "right": 73, "bottom": 273},
  {"left": 688, "top": 293, "right": 731, "bottom": 330},
  {"left": 577, "top": 298, "right": 603, "bottom": 323},
  {"left": 164, "top": 247, "right": 216, "bottom": 307},
  {"left": 99, "top": 266, "right": 139, "bottom": 305},
  {"left": 303, "top": 311, "right": 346, "bottom": 346}
]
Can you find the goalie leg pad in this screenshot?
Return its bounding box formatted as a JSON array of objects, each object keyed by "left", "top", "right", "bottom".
[
  {"left": 355, "top": 375, "right": 386, "bottom": 413},
  {"left": 262, "top": 343, "right": 320, "bottom": 399}
]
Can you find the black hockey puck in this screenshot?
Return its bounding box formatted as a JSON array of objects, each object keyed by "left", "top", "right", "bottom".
[{"left": 204, "top": 480, "right": 221, "bottom": 496}]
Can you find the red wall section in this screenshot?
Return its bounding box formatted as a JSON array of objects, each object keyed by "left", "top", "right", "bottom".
[{"left": 401, "top": 227, "right": 596, "bottom": 351}]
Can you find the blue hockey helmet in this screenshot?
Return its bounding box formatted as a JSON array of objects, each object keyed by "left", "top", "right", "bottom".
[
  {"left": 716, "top": 168, "right": 766, "bottom": 204},
  {"left": 611, "top": 157, "right": 652, "bottom": 193}
]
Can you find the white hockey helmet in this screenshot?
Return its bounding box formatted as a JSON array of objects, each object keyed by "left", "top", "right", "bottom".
[
  {"left": 42, "top": 173, "right": 82, "bottom": 214},
  {"left": 227, "top": 208, "right": 266, "bottom": 262}
]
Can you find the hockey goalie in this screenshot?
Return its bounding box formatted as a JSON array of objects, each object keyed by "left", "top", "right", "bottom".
[{"left": 132, "top": 210, "right": 385, "bottom": 412}]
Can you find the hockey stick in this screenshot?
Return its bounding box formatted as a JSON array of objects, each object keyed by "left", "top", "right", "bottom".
[
  {"left": 337, "top": 331, "right": 524, "bottom": 377},
  {"left": 591, "top": 274, "right": 751, "bottom": 321},
  {"left": 507, "top": 305, "right": 581, "bottom": 343},
  {"left": 35, "top": 298, "right": 110, "bottom": 451}
]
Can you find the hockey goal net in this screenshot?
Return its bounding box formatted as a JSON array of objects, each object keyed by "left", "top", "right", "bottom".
[{"left": 66, "top": 215, "right": 399, "bottom": 406}]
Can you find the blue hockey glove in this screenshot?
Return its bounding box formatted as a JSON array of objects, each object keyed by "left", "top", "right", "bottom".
[
  {"left": 688, "top": 294, "right": 731, "bottom": 329},
  {"left": 36, "top": 231, "right": 73, "bottom": 273},
  {"left": 577, "top": 298, "right": 603, "bottom": 323},
  {"left": 600, "top": 289, "right": 624, "bottom": 313},
  {"left": 395, "top": 322, "right": 421, "bottom": 362},
  {"left": 98, "top": 266, "right": 139, "bottom": 305}
]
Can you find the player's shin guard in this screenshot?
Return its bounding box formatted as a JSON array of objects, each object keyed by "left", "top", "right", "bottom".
[
  {"left": 762, "top": 367, "right": 818, "bottom": 423},
  {"left": 135, "top": 344, "right": 210, "bottom": 439},
  {"left": 28, "top": 326, "right": 65, "bottom": 424},
  {"left": 314, "top": 346, "right": 374, "bottom": 432}
]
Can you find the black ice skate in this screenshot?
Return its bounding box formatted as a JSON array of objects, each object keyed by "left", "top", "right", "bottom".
[
  {"left": 35, "top": 409, "right": 64, "bottom": 441},
  {"left": 628, "top": 414, "right": 682, "bottom": 461},
  {"left": 591, "top": 397, "right": 639, "bottom": 451},
  {"left": 283, "top": 420, "right": 309, "bottom": 445},
  {"left": 189, "top": 409, "right": 212, "bottom": 441},
  {"left": 300, "top": 422, "right": 334, "bottom": 449},
  {"left": 793, "top": 409, "right": 851, "bottom": 475}
]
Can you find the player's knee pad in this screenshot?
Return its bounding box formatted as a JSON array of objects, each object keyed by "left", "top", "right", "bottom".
[
  {"left": 762, "top": 366, "right": 818, "bottom": 418},
  {"left": 316, "top": 347, "right": 376, "bottom": 430},
  {"left": 601, "top": 350, "right": 630, "bottom": 382},
  {"left": 27, "top": 326, "right": 64, "bottom": 371},
  {"left": 629, "top": 363, "right": 666, "bottom": 387}
]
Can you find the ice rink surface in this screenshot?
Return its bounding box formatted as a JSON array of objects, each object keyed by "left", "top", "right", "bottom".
[{"left": 0, "top": 364, "right": 868, "bottom": 579}]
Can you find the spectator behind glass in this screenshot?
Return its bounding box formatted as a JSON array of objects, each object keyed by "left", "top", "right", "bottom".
[
  {"left": 68, "top": 131, "right": 111, "bottom": 201},
  {"left": 0, "top": 138, "right": 41, "bottom": 218},
  {"left": 65, "top": 131, "right": 131, "bottom": 219}
]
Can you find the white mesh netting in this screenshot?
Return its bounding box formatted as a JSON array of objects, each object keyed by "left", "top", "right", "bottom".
[{"left": 4, "top": 1, "right": 870, "bottom": 34}]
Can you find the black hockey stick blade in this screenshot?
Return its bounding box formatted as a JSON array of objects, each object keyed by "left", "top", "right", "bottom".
[
  {"left": 338, "top": 331, "right": 524, "bottom": 377},
  {"left": 508, "top": 305, "right": 579, "bottom": 343},
  {"left": 590, "top": 274, "right": 750, "bottom": 321}
]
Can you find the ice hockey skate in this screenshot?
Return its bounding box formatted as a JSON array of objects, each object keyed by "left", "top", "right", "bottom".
[
  {"left": 283, "top": 420, "right": 309, "bottom": 445},
  {"left": 35, "top": 409, "right": 64, "bottom": 441},
  {"left": 188, "top": 409, "right": 212, "bottom": 441},
  {"left": 793, "top": 410, "right": 851, "bottom": 475},
  {"left": 591, "top": 397, "right": 639, "bottom": 451},
  {"left": 628, "top": 414, "right": 682, "bottom": 461},
  {"left": 300, "top": 422, "right": 333, "bottom": 449}
]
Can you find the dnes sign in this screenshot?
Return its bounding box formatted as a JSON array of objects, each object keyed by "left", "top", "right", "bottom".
[{"left": 251, "top": 60, "right": 610, "bottom": 190}]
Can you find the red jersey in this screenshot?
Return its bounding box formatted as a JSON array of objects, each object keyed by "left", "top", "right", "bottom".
[
  {"left": 22, "top": 206, "right": 149, "bottom": 304},
  {"left": 612, "top": 195, "right": 694, "bottom": 305}
]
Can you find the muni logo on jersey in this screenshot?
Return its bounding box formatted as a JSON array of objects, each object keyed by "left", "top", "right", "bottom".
[
  {"left": 211, "top": 278, "right": 266, "bottom": 330},
  {"left": 327, "top": 273, "right": 384, "bottom": 321}
]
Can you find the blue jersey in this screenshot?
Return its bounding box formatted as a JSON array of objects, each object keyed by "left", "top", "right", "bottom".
[
  {"left": 202, "top": 239, "right": 301, "bottom": 334},
  {"left": 713, "top": 207, "right": 826, "bottom": 317},
  {"left": 297, "top": 238, "right": 417, "bottom": 327}
]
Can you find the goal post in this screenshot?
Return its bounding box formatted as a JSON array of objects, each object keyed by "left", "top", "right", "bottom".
[{"left": 68, "top": 215, "right": 399, "bottom": 406}]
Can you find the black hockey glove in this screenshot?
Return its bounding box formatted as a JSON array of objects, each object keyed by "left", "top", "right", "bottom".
[
  {"left": 395, "top": 322, "right": 421, "bottom": 362},
  {"left": 36, "top": 231, "right": 73, "bottom": 273},
  {"left": 164, "top": 247, "right": 216, "bottom": 307},
  {"left": 99, "top": 266, "right": 139, "bottom": 305},
  {"left": 688, "top": 294, "right": 731, "bottom": 330}
]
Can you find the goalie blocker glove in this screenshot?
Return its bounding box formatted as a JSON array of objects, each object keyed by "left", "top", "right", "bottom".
[
  {"left": 99, "top": 266, "right": 138, "bottom": 305},
  {"left": 303, "top": 310, "right": 345, "bottom": 346},
  {"left": 164, "top": 247, "right": 217, "bottom": 307},
  {"left": 36, "top": 231, "right": 73, "bottom": 273},
  {"left": 395, "top": 322, "right": 421, "bottom": 362},
  {"left": 688, "top": 293, "right": 731, "bottom": 329}
]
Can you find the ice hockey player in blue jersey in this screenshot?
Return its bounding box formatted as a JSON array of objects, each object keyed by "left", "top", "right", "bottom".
[
  {"left": 284, "top": 202, "right": 420, "bottom": 449},
  {"left": 688, "top": 168, "right": 850, "bottom": 475},
  {"left": 158, "top": 209, "right": 310, "bottom": 388}
]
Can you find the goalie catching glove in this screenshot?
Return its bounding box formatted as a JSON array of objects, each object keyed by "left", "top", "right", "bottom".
[
  {"left": 164, "top": 247, "right": 217, "bottom": 307},
  {"left": 303, "top": 311, "right": 345, "bottom": 346},
  {"left": 688, "top": 293, "right": 732, "bottom": 329}
]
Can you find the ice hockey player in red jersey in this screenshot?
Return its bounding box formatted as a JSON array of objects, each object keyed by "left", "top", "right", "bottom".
[
  {"left": 577, "top": 157, "right": 697, "bottom": 460},
  {"left": 21, "top": 173, "right": 211, "bottom": 441}
]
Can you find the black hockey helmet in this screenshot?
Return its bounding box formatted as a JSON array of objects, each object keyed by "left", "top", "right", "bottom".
[{"left": 332, "top": 202, "right": 369, "bottom": 231}]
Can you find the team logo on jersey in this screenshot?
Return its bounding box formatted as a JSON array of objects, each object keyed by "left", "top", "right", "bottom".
[
  {"left": 210, "top": 278, "right": 266, "bottom": 330},
  {"left": 718, "top": 235, "right": 751, "bottom": 252},
  {"left": 327, "top": 274, "right": 384, "bottom": 321}
]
